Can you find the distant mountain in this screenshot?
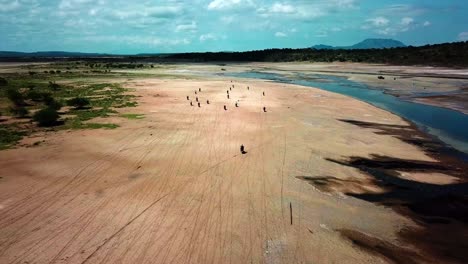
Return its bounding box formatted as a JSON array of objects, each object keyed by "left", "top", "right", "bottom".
[
  {"left": 0, "top": 51, "right": 112, "bottom": 57},
  {"left": 311, "top": 38, "right": 407, "bottom": 50}
]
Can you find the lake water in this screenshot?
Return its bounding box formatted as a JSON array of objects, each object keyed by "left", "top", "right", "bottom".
[{"left": 222, "top": 71, "right": 468, "bottom": 158}]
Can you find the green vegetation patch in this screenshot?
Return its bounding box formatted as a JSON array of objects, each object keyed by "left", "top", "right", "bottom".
[
  {"left": 0, "top": 74, "right": 138, "bottom": 150},
  {"left": 0, "top": 125, "right": 27, "bottom": 150},
  {"left": 120, "top": 113, "right": 144, "bottom": 119},
  {"left": 65, "top": 120, "right": 119, "bottom": 130}
]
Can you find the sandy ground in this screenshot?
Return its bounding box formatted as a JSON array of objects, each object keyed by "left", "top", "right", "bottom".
[
  {"left": 0, "top": 74, "right": 464, "bottom": 263},
  {"left": 230, "top": 62, "right": 468, "bottom": 114}
]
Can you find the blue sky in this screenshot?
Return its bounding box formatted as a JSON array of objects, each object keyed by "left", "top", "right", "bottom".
[{"left": 0, "top": 0, "right": 467, "bottom": 53}]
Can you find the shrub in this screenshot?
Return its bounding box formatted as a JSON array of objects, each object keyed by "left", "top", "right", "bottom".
[
  {"left": 48, "top": 81, "right": 60, "bottom": 90},
  {"left": 0, "top": 77, "right": 7, "bottom": 86},
  {"left": 26, "top": 90, "right": 46, "bottom": 102},
  {"left": 0, "top": 126, "right": 26, "bottom": 150},
  {"left": 6, "top": 88, "right": 25, "bottom": 106},
  {"left": 33, "top": 107, "right": 60, "bottom": 127},
  {"left": 67, "top": 97, "right": 90, "bottom": 109},
  {"left": 9, "top": 106, "right": 29, "bottom": 118},
  {"left": 44, "top": 96, "right": 63, "bottom": 110}
]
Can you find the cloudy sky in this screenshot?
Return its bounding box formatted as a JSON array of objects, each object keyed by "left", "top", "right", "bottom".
[{"left": 1, "top": 0, "right": 467, "bottom": 53}]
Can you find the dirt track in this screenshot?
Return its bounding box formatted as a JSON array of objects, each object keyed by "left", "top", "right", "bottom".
[{"left": 0, "top": 77, "right": 452, "bottom": 263}]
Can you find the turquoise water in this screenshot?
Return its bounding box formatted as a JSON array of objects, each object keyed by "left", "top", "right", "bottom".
[{"left": 222, "top": 71, "right": 468, "bottom": 157}]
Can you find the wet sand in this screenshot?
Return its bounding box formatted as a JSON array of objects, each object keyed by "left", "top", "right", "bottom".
[{"left": 0, "top": 67, "right": 467, "bottom": 263}]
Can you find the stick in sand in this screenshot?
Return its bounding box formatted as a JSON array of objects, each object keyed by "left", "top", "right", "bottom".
[{"left": 290, "top": 203, "right": 293, "bottom": 225}]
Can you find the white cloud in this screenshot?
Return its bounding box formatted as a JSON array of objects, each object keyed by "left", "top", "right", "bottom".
[
  {"left": 331, "top": 27, "right": 342, "bottom": 32},
  {"left": 363, "top": 15, "right": 425, "bottom": 35},
  {"left": 220, "top": 15, "right": 235, "bottom": 24},
  {"left": 59, "top": 0, "right": 94, "bottom": 10},
  {"left": 88, "top": 8, "right": 97, "bottom": 16},
  {"left": 199, "top": 33, "right": 217, "bottom": 42},
  {"left": 84, "top": 35, "right": 190, "bottom": 46},
  {"left": 275, "top": 31, "right": 287, "bottom": 37},
  {"left": 401, "top": 17, "right": 414, "bottom": 26},
  {"left": 257, "top": 2, "right": 325, "bottom": 21},
  {"left": 0, "top": 0, "right": 21, "bottom": 12},
  {"left": 375, "top": 4, "right": 426, "bottom": 17},
  {"left": 207, "top": 0, "right": 253, "bottom": 11},
  {"left": 176, "top": 21, "right": 197, "bottom": 32},
  {"left": 112, "top": 5, "right": 182, "bottom": 20},
  {"left": 333, "top": 0, "right": 356, "bottom": 9},
  {"left": 270, "top": 3, "right": 295, "bottom": 14},
  {"left": 423, "top": 21, "right": 431, "bottom": 27},
  {"left": 366, "top": 17, "right": 389, "bottom": 27},
  {"left": 458, "top": 32, "right": 468, "bottom": 41}
]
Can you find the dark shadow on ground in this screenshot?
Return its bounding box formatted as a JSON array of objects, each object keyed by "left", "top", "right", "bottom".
[{"left": 297, "top": 119, "right": 468, "bottom": 263}]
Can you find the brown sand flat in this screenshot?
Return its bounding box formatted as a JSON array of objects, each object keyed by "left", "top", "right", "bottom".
[
  {"left": 189, "top": 62, "right": 468, "bottom": 114},
  {"left": 0, "top": 76, "right": 463, "bottom": 263}
]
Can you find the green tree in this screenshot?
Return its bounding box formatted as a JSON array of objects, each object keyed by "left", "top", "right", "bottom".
[
  {"left": 9, "top": 106, "right": 29, "bottom": 118},
  {"left": 26, "top": 90, "right": 46, "bottom": 102},
  {"left": 33, "top": 107, "right": 60, "bottom": 127},
  {"left": 44, "top": 96, "right": 63, "bottom": 110},
  {"left": 6, "top": 88, "right": 25, "bottom": 106},
  {"left": 66, "top": 97, "right": 90, "bottom": 109}
]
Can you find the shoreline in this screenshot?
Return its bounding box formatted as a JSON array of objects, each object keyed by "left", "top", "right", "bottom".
[
  {"left": 212, "top": 68, "right": 468, "bottom": 156},
  {"left": 235, "top": 62, "right": 468, "bottom": 115}
]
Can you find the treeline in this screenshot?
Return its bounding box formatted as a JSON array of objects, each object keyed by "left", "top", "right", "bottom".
[{"left": 167, "top": 41, "right": 468, "bottom": 67}]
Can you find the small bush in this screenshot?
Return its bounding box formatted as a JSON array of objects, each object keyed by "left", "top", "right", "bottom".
[
  {"left": 44, "top": 96, "right": 63, "bottom": 110},
  {"left": 48, "top": 81, "right": 60, "bottom": 90},
  {"left": 0, "top": 126, "right": 26, "bottom": 150},
  {"left": 26, "top": 90, "right": 46, "bottom": 102},
  {"left": 33, "top": 107, "right": 60, "bottom": 127},
  {"left": 9, "top": 106, "right": 29, "bottom": 118},
  {"left": 6, "top": 88, "right": 25, "bottom": 106},
  {"left": 0, "top": 77, "right": 7, "bottom": 86},
  {"left": 67, "top": 97, "right": 90, "bottom": 109}
]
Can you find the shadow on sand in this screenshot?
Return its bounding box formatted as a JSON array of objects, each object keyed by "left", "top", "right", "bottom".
[{"left": 298, "top": 119, "right": 468, "bottom": 263}]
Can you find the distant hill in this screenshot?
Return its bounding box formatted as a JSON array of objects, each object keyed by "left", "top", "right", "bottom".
[
  {"left": 311, "top": 38, "right": 407, "bottom": 50},
  {"left": 0, "top": 51, "right": 112, "bottom": 58}
]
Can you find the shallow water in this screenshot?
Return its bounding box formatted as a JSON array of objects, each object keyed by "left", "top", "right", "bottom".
[{"left": 222, "top": 71, "right": 468, "bottom": 157}]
